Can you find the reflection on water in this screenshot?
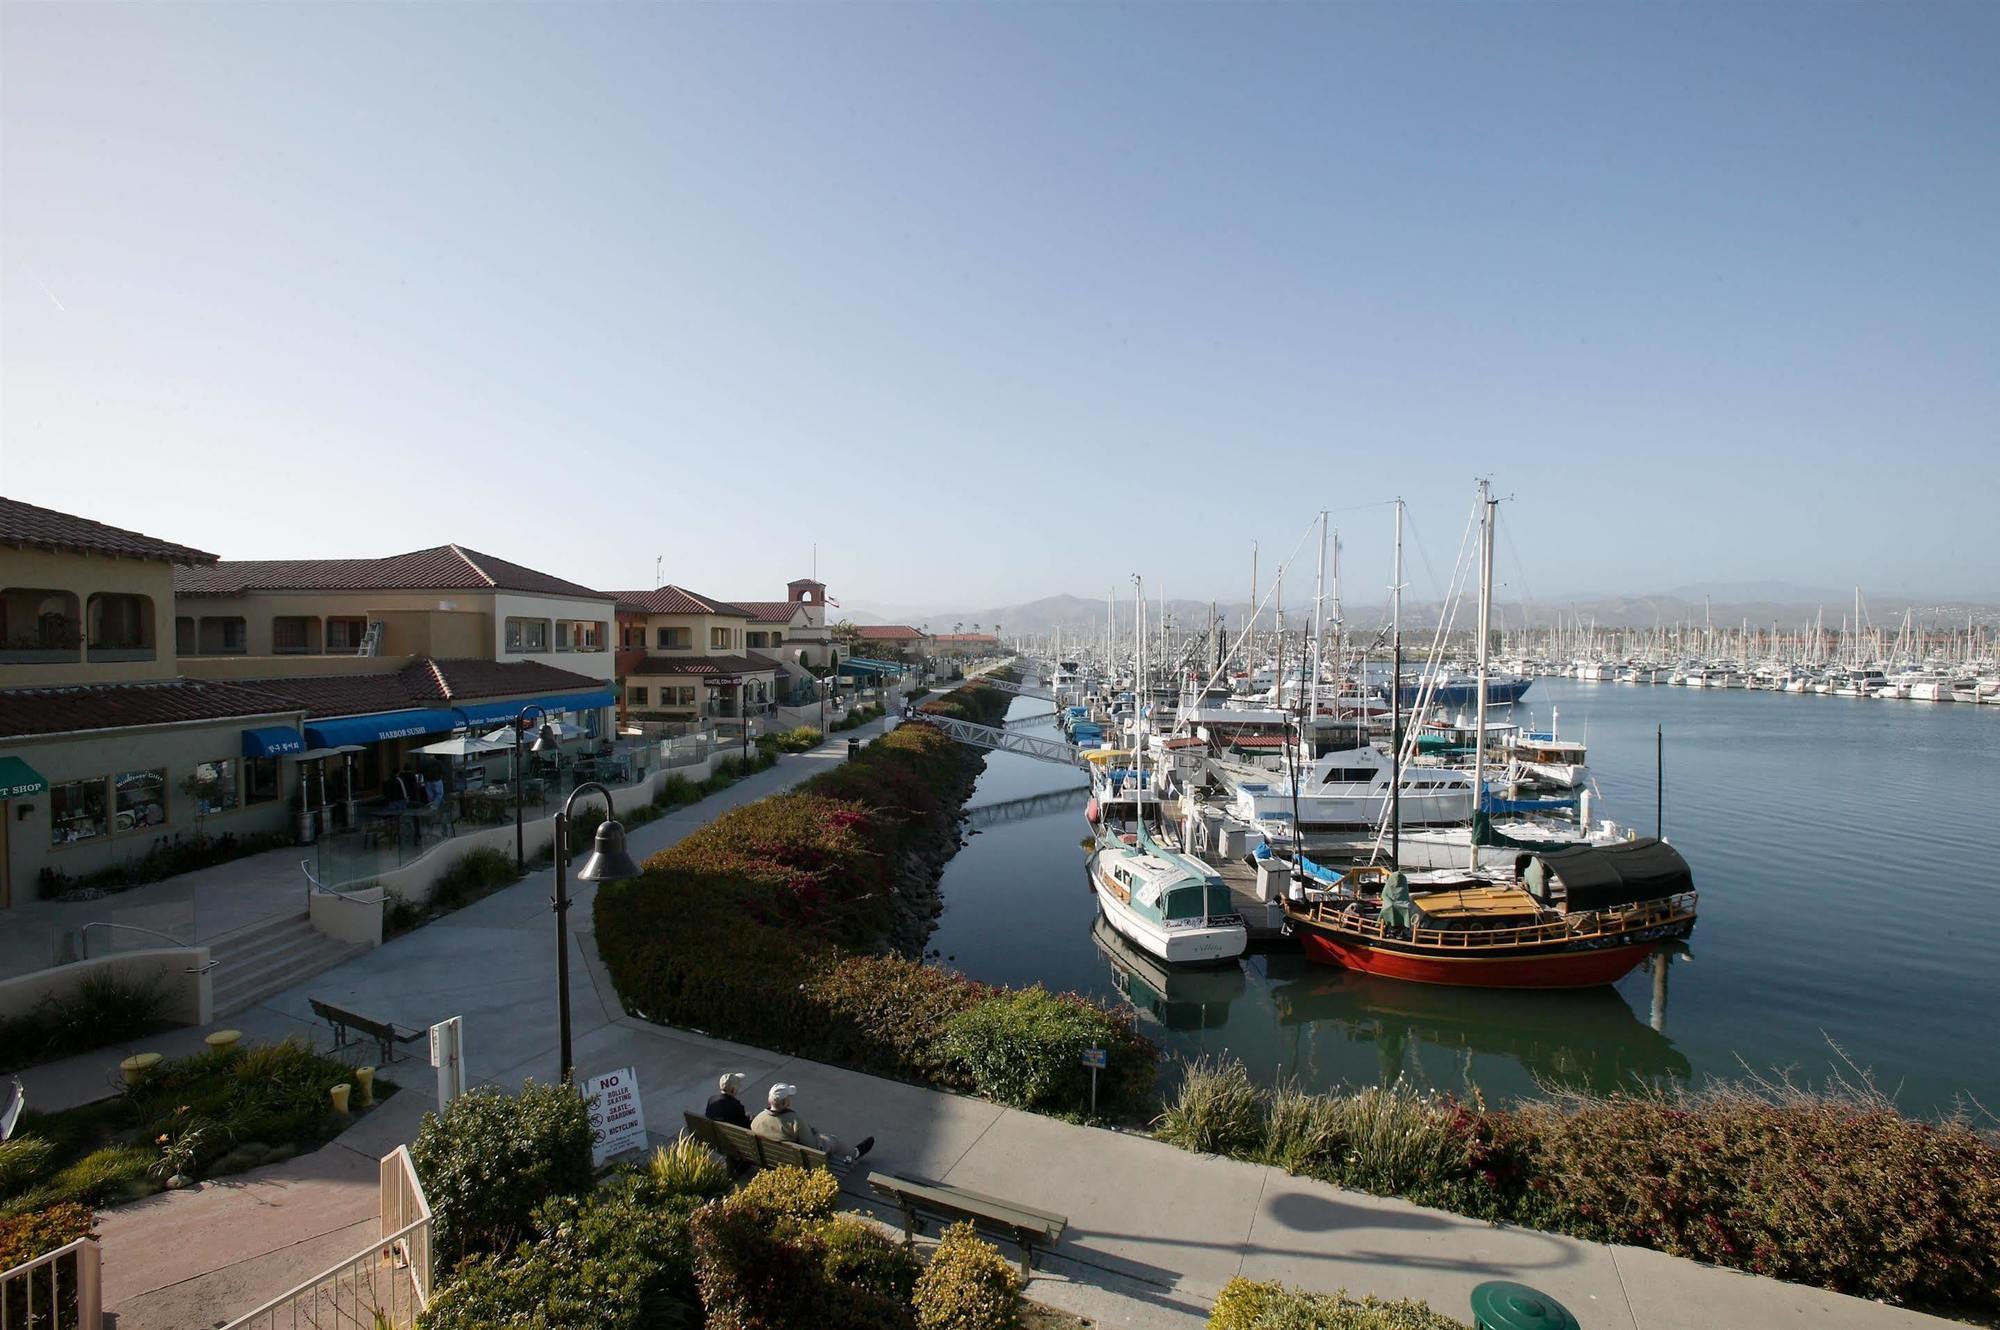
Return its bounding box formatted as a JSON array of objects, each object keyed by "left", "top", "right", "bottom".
[{"left": 1091, "top": 913, "right": 1248, "bottom": 1033}]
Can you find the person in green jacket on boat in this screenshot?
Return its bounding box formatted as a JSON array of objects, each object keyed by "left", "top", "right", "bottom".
[{"left": 751, "top": 1083, "right": 874, "bottom": 1164}]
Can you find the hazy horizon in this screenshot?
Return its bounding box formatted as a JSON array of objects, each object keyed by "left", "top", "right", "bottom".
[{"left": 5, "top": 4, "right": 1994, "bottom": 610}]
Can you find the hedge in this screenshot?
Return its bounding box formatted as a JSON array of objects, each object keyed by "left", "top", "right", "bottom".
[
  {"left": 594, "top": 682, "right": 1160, "bottom": 1121},
  {"left": 411, "top": 1080, "right": 595, "bottom": 1266},
  {"left": 1208, "top": 1278, "right": 1468, "bottom": 1329}
]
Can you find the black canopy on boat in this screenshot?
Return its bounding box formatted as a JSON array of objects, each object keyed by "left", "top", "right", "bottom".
[{"left": 1533, "top": 839, "right": 1693, "bottom": 911}]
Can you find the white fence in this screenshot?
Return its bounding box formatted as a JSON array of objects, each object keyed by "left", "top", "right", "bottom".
[{"left": 0, "top": 1236, "right": 101, "bottom": 1330}]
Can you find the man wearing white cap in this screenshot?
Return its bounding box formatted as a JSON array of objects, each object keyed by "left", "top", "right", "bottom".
[
  {"left": 751, "top": 1082, "right": 874, "bottom": 1164},
  {"left": 705, "top": 1072, "right": 752, "bottom": 1130}
]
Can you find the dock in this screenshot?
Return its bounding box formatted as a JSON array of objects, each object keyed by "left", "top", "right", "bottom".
[{"left": 1217, "top": 856, "right": 1289, "bottom": 943}]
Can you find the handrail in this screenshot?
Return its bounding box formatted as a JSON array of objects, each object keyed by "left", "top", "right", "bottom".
[
  {"left": 1305, "top": 891, "right": 1697, "bottom": 950},
  {"left": 0, "top": 1236, "right": 102, "bottom": 1329},
  {"left": 216, "top": 1216, "right": 430, "bottom": 1329},
  {"left": 77, "top": 921, "right": 189, "bottom": 959},
  {"left": 301, "top": 859, "right": 385, "bottom": 904}
]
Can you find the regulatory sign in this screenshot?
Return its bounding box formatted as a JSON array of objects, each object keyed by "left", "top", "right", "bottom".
[
  {"left": 584, "top": 1066, "right": 648, "bottom": 1165},
  {"left": 1080, "top": 1047, "right": 1107, "bottom": 1069}
]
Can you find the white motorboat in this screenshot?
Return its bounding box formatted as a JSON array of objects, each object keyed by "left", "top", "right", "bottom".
[{"left": 1088, "top": 836, "right": 1246, "bottom": 965}]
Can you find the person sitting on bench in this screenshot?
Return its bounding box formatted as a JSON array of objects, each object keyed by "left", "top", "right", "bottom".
[
  {"left": 751, "top": 1082, "right": 873, "bottom": 1164},
  {"left": 705, "top": 1071, "right": 752, "bottom": 1129}
]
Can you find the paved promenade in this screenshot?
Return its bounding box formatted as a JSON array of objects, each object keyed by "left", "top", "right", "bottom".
[{"left": 16, "top": 703, "right": 1966, "bottom": 1329}]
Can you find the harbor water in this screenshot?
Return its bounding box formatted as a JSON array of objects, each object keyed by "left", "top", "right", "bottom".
[{"left": 926, "top": 680, "right": 2000, "bottom": 1116}]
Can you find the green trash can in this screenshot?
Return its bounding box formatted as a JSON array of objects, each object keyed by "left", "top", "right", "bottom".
[{"left": 1469, "top": 1282, "right": 1580, "bottom": 1330}]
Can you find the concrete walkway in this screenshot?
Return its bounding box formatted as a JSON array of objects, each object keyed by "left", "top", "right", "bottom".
[{"left": 16, "top": 701, "right": 1968, "bottom": 1330}]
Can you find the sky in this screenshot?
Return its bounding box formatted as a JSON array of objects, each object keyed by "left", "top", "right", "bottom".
[{"left": 4, "top": 2, "right": 1996, "bottom": 615}]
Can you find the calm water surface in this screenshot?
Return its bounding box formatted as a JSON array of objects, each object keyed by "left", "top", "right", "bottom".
[{"left": 926, "top": 680, "right": 2000, "bottom": 1115}]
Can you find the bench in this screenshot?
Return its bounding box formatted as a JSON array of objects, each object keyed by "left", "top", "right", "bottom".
[
  {"left": 681, "top": 1111, "right": 834, "bottom": 1173},
  {"left": 867, "top": 1172, "right": 1067, "bottom": 1279},
  {"left": 310, "top": 998, "right": 425, "bottom": 1064}
]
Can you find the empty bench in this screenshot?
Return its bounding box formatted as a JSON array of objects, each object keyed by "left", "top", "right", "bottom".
[
  {"left": 681, "top": 1111, "right": 834, "bottom": 1173},
  {"left": 867, "top": 1172, "right": 1067, "bottom": 1279},
  {"left": 310, "top": 998, "right": 425, "bottom": 1064}
]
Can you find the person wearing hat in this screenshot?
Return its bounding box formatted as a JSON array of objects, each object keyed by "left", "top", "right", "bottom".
[
  {"left": 705, "top": 1072, "right": 752, "bottom": 1129},
  {"left": 751, "top": 1083, "right": 874, "bottom": 1164}
]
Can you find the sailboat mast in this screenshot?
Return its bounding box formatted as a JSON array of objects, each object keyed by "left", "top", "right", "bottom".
[
  {"left": 1391, "top": 498, "right": 1404, "bottom": 865},
  {"left": 1311, "top": 509, "right": 1327, "bottom": 724},
  {"left": 1132, "top": 574, "right": 1145, "bottom": 838},
  {"left": 1471, "top": 480, "right": 1496, "bottom": 872}
]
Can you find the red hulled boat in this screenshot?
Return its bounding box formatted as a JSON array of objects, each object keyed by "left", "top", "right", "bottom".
[{"left": 1282, "top": 839, "right": 1698, "bottom": 990}]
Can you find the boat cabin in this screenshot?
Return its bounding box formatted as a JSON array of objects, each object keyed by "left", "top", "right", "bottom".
[{"left": 1097, "top": 845, "right": 1234, "bottom": 924}]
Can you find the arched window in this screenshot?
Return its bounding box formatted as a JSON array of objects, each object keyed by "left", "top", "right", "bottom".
[
  {"left": 86, "top": 592, "right": 155, "bottom": 661},
  {"left": 0, "top": 588, "right": 82, "bottom": 662}
]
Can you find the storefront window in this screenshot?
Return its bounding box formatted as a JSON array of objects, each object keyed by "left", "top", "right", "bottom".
[
  {"left": 50, "top": 778, "right": 107, "bottom": 845},
  {"left": 191, "top": 760, "right": 239, "bottom": 813},
  {"left": 245, "top": 757, "right": 281, "bottom": 805},
  {"left": 115, "top": 770, "right": 168, "bottom": 831}
]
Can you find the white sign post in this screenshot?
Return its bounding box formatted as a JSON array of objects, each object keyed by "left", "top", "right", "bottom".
[
  {"left": 584, "top": 1066, "right": 648, "bottom": 1166},
  {"left": 429, "top": 1017, "right": 465, "bottom": 1109},
  {"left": 1081, "top": 1046, "right": 1107, "bottom": 1118}
]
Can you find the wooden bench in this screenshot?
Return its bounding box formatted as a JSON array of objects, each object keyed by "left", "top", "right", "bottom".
[
  {"left": 681, "top": 1111, "right": 834, "bottom": 1173},
  {"left": 310, "top": 998, "right": 425, "bottom": 1064},
  {"left": 867, "top": 1172, "right": 1067, "bottom": 1279}
]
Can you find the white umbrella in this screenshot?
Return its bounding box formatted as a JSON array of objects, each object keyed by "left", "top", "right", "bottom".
[
  {"left": 482, "top": 720, "right": 582, "bottom": 745},
  {"left": 418, "top": 734, "right": 511, "bottom": 758}
]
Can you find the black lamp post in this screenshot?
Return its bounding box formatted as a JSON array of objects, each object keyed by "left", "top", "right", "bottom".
[
  {"left": 514, "top": 704, "right": 559, "bottom": 871},
  {"left": 553, "top": 780, "right": 641, "bottom": 1084}
]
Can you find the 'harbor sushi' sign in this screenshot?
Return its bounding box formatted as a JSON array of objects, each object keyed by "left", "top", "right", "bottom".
[{"left": 585, "top": 1066, "right": 648, "bottom": 1165}]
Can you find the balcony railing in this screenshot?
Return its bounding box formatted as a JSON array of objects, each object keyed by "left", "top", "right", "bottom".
[{"left": 0, "top": 1236, "right": 101, "bottom": 1329}]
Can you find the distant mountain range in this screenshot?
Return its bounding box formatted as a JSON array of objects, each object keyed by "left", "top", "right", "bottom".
[{"left": 861, "top": 586, "right": 2000, "bottom": 637}]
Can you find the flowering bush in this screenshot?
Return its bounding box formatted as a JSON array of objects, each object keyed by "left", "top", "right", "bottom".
[{"left": 911, "top": 1222, "right": 1020, "bottom": 1330}]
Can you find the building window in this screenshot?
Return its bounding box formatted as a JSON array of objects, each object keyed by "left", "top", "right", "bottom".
[
  {"left": 199, "top": 616, "right": 247, "bottom": 654},
  {"left": 86, "top": 592, "right": 155, "bottom": 660},
  {"left": 628, "top": 686, "right": 649, "bottom": 706},
  {"left": 175, "top": 616, "right": 195, "bottom": 654},
  {"left": 556, "top": 620, "right": 605, "bottom": 652},
  {"left": 115, "top": 769, "right": 168, "bottom": 831},
  {"left": 710, "top": 627, "right": 733, "bottom": 650},
  {"left": 622, "top": 624, "right": 642, "bottom": 648},
  {"left": 505, "top": 617, "right": 550, "bottom": 652},
  {"left": 326, "top": 617, "right": 368, "bottom": 652},
  {"left": 1, "top": 588, "right": 83, "bottom": 660},
  {"left": 190, "top": 759, "right": 239, "bottom": 813},
  {"left": 656, "top": 626, "right": 690, "bottom": 651},
  {"left": 245, "top": 757, "right": 281, "bottom": 805},
  {"left": 272, "top": 616, "right": 322, "bottom": 654},
  {"left": 668, "top": 686, "right": 696, "bottom": 706},
  {"left": 50, "top": 778, "right": 108, "bottom": 845}
]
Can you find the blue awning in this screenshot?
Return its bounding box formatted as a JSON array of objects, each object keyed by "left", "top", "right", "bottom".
[
  {"left": 304, "top": 709, "right": 459, "bottom": 748},
  {"left": 845, "top": 657, "right": 909, "bottom": 671},
  {"left": 450, "top": 689, "right": 616, "bottom": 727},
  {"left": 241, "top": 725, "right": 306, "bottom": 758},
  {"left": 838, "top": 660, "right": 896, "bottom": 678}
]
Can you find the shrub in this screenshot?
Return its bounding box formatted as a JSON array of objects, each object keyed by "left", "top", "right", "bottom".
[
  {"left": 0, "top": 973, "right": 169, "bottom": 1074},
  {"left": 420, "top": 1171, "right": 702, "bottom": 1330},
  {"left": 647, "top": 1135, "right": 732, "bottom": 1202},
  {"left": 429, "top": 846, "right": 520, "bottom": 911},
  {"left": 0, "top": 1203, "right": 95, "bottom": 1316},
  {"left": 1207, "top": 1279, "right": 1469, "bottom": 1330},
  {"left": 776, "top": 725, "right": 823, "bottom": 753},
  {"left": 736, "top": 1164, "right": 839, "bottom": 1221},
  {"left": 412, "top": 1080, "right": 595, "bottom": 1265},
  {"left": 54, "top": 1146, "right": 153, "bottom": 1203},
  {"left": 691, "top": 1178, "right": 914, "bottom": 1330},
  {"left": 0, "top": 1138, "right": 54, "bottom": 1194},
  {"left": 1156, "top": 1058, "right": 1266, "bottom": 1157},
  {"left": 940, "top": 986, "right": 1151, "bottom": 1118},
  {"left": 911, "top": 1221, "right": 1021, "bottom": 1330},
  {"left": 822, "top": 1213, "right": 922, "bottom": 1304}
]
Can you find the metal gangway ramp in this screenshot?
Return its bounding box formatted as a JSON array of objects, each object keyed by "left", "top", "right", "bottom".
[
  {"left": 912, "top": 713, "right": 1085, "bottom": 768},
  {"left": 964, "top": 674, "right": 1053, "bottom": 701}
]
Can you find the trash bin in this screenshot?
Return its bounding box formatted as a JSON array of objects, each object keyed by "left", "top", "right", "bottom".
[
  {"left": 847, "top": 738, "right": 861, "bottom": 761},
  {"left": 1469, "top": 1282, "right": 1578, "bottom": 1330}
]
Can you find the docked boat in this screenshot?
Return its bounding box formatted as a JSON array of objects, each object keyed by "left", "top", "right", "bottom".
[
  {"left": 1208, "top": 740, "right": 1475, "bottom": 853},
  {"left": 1088, "top": 835, "right": 1247, "bottom": 965},
  {"left": 1501, "top": 722, "right": 1589, "bottom": 790},
  {"left": 1281, "top": 839, "right": 1697, "bottom": 988}
]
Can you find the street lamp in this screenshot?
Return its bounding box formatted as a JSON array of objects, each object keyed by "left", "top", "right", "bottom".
[
  {"left": 553, "top": 781, "right": 641, "bottom": 1083},
  {"left": 514, "top": 703, "right": 559, "bottom": 871}
]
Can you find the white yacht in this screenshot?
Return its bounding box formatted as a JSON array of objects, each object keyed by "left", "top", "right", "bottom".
[
  {"left": 1088, "top": 835, "right": 1246, "bottom": 965},
  {"left": 1208, "top": 739, "right": 1475, "bottom": 854}
]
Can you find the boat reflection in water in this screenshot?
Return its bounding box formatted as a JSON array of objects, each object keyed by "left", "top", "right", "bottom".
[
  {"left": 1090, "top": 914, "right": 1247, "bottom": 1033},
  {"left": 1266, "top": 943, "right": 1692, "bottom": 1096}
]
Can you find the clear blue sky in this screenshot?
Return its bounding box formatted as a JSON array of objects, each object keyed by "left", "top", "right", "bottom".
[{"left": 4, "top": 2, "right": 1994, "bottom": 614}]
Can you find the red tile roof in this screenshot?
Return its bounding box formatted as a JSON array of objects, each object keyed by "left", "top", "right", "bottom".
[
  {"left": 936, "top": 633, "right": 999, "bottom": 643},
  {"left": 0, "top": 496, "right": 217, "bottom": 565},
  {"left": 611, "top": 587, "right": 750, "bottom": 617},
  {"left": 0, "top": 679, "right": 299, "bottom": 739},
  {"left": 727, "top": 601, "right": 807, "bottom": 624},
  {"left": 626, "top": 654, "right": 777, "bottom": 678},
  {"left": 854, "top": 625, "right": 927, "bottom": 640},
  {"left": 175, "top": 545, "right": 611, "bottom": 600},
  {"left": 240, "top": 659, "right": 608, "bottom": 717}
]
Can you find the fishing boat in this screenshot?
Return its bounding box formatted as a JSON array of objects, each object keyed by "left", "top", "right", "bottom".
[
  {"left": 1501, "top": 719, "right": 1589, "bottom": 790},
  {"left": 1280, "top": 839, "right": 1697, "bottom": 988}
]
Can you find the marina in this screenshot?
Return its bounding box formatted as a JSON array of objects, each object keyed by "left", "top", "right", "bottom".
[{"left": 928, "top": 673, "right": 2000, "bottom": 1116}]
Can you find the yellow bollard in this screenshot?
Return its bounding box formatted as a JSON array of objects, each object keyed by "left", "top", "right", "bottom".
[
  {"left": 119, "top": 1051, "right": 162, "bottom": 1086},
  {"left": 330, "top": 1083, "right": 352, "bottom": 1115},
  {"left": 354, "top": 1066, "right": 375, "bottom": 1107}
]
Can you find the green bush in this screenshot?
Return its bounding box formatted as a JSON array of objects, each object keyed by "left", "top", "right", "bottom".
[
  {"left": 821, "top": 1213, "right": 923, "bottom": 1303},
  {"left": 412, "top": 1080, "right": 595, "bottom": 1266},
  {"left": 647, "top": 1135, "right": 732, "bottom": 1202},
  {"left": 0, "top": 973, "right": 169, "bottom": 1074},
  {"left": 430, "top": 846, "right": 520, "bottom": 911},
  {"left": 421, "top": 1172, "right": 702, "bottom": 1330},
  {"left": 0, "top": 1202, "right": 95, "bottom": 1327},
  {"left": 911, "top": 1221, "right": 1021, "bottom": 1330},
  {"left": 0, "top": 1138, "right": 54, "bottom": 1194},
  {"left": 49, "top": 1147, "right": 151, "bottom": 1206},
  {"left": 691, "top": 1176, "right": 914, "bottom": 1330},
  {"left": 736, "top": 1163, "right": 839, "bottom": 1221},
  {"left": 776, "top": 725, "right": 824, "bottom": 753},
  {"left": 1155, "top": 1058, "right": 1265, "bottom": 1157},
  {"left": 1208, "top": 1279, "right": 1469, "bottom": 1330},
  {"left": 940, "top": 986, "right": 1150, "bottom": 1118}
]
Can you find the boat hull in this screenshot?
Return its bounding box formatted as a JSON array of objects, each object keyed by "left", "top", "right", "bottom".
[{"left": 1294, "top": 928, "right": 1659, "bottom": 988}]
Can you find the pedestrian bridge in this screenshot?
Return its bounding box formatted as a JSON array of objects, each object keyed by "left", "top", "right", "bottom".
[
  {"left": 911, "top": 713, "right": 1084, "bottom": 767},
  {"left": 963, "top": 675, "right": 1053, "bottom": 701},
  {"left": 963, "top": 784, "right": 1091, "bottom": 830}
]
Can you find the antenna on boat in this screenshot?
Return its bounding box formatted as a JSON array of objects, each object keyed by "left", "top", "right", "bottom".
[
  {"left": 1390, "top": 497, "right": 1404, "bottom": 867},
  {"left": 1656, "top": 722, "right": 1664, "bottom": 839},
  {"left": 1472, "top": 479, "right": 1496, "bottom": 872}
]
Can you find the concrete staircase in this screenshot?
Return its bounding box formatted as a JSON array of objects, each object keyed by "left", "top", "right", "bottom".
[{"left": 209, "top": 913, "right": 369, "bottom": 1017}]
